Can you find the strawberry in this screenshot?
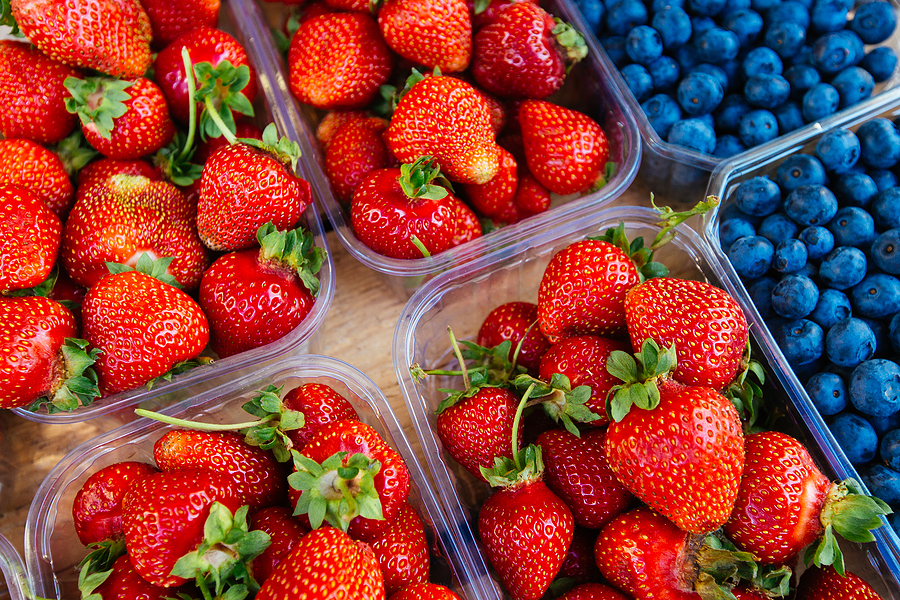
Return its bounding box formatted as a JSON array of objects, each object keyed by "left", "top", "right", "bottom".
[
  {"left": 468, "top": 0, "right": 538, "bottom": 30},
  {"left": 795, "top": 565, "right": 884, "bottom": 600},
  {"left": 194, "top": 121, "right": 263, "bottom": 164},
  {"left": 385, "top": 74, "right": 500, "bottom": 185},
  {"left": 316, "top": 109, "right": 371, "bottom": 149},
  {"left": 369, "top": 502, "right": 430, "bottom": 594},
  {"left": 350, "top": 157, "right": 460, "bottom": 259},
  {"left": 389, "top": 583, "right": 463, "bottom": 600},
  {"left": 514, "top": 169, "right": 552, "bottom": 217},
  {"left": 476, "top": 301, "right": 550, "bottom": 373},
  {"left": 141, "top": 0, "right": 220, "bottom": 49},
  {"left": 0, "top": 41, "right": 81, "bottom": 144},
  {"left": 75, "top": 157, "right": 161, "bottom": 197},
  {"left": 80, "top": 256, "right": 209, "bottom": 396},
  {"left": 11, "top": 0, "right": 152, "bottom": 78},
  {"left": 462, "top": 145, "right": 518, "bottom": 219},
  {"left": 198, "top": 223, "right": 325, "bottom": 358},
  {"left": 536, "top": 428, "right": 633, "bottom": 529},
  {"left": 248, "top": 506, "right": 310, "bottom": 585},
  {"left": 256, "top": 526, "right": 385, "bottom": 600},
  {"left": 724, "top": 430, "right": 890, "bottom": 573},
  {"left": 558, "top": 583, "right": 630, "bottom": 600},
  {"left": 557, "top": 526, "right": 601, "bottom": 584},
  {"left": 0, "top": 184, "right": 62, "bottom": 292},
  {"left": 72, "top": 461, "right": 159, "bottom": 546},
  {"left": 281, "top": 382, "right": 361, "bottom": 451},
  {"left": 61, "top": 173, "right": 208, "bottom": 289},
  {"left": 79, "top": 554, "right": 172, "bottom": 600},
  {"left": 625, "top": 277, "right": 750, "bottom": 391},
  {"left": 288, "top": 12, "right": 393, "bottom": 110},
  {"left": 325, "top": 115, "right": 393, "bottom": 203},
  {"left": 471, "top": 2, "right": 587, "bottom": 99},
  {"left": 0, "top": 138, "right": 75, "bottom": 218},
  {"left": 377, "top": 0, "right": 472, "bottom": 73},
  {"left": 324, "top": 0, "right": 368, "bottom": 10}
]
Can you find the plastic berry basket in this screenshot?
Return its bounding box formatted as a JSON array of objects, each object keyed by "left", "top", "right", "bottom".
[
  {"left": 23, "top": 354, "right": 462, "bottom": 599},
  {"left": 10, "top": 0, "right": 336, "bottom": 425},
  {"left": 0, "top": 532, "right": 27, "bottom": 600},
  {"left": 393, "top": 204, "right": 900, "bottom": 599},
  {"left": 561, "top": 0, "right": 900, "bottom": 206},
  {"left": 250, "top": 0, "right": 642, "bottom": 299}
]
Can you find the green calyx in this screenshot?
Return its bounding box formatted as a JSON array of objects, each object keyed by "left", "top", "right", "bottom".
[
  {"left": 289, "top": 450, "right": 384, "bottom": 532},
  {"left": 551, "top": 18, "right": 589, "bottom": 67},
  {"left": 194, "top": 59, "right": 255, "bottom": 141},
  {"left": 590, "top": 221, "right": 669, "bottom": 282},
  {"left": 724, "top": 342, "right": 770, "bottom": 434},
  {"left": 78, "top": 539, "right": 127, "bottom": 600},
  {"left": 105, "top": 252, "right": 182, "bottom": 289},
  {"left": 256, "top": 221, "right": 326, "bottom": 296},
  {"left": 513, "top": 372, "right": 599, "bottom": 437},
  {"left": 27, "top": 338, "right": 102, "bottom": 414},
  {"left": 155, "top": 129, "right": 204, "bottom": 187},
  {"left": 239, "top": 123, "right": 302, "bottom": 172},
  {"left": 54, "top": 130, "right": 98, "bottom": 177},
  {"left": 605, "top": 339, "right": 677, "bottom": 422},
  {"left": 649, "top": 194, "right": 720, "bottom": 250},
  {"left": 480, "top": 443, "right": 544, "bottom": 489},
  {"left": 0, "top": 0, "right": 21, "bottom": 35},
  {"left": 399, "top": 156, "right": 452, "bottom": 201},
  {"left": 145, "top": 356, "right": 214, "bottom": 390},
  {"left": 692, "top": 534, "right": 791, "bottom": 600},
  {"left": 64, "top": 76, "right": 133, "bottom": 140}
]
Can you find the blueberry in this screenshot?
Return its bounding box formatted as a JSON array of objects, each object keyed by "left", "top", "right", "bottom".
[
  {"left": 833, "top": 173, "right": 878, "bottom": 207},
  {"left": 642, "top": 93, "right": 683, "bottom": 137},
  {"left": 744, "top": 74, "right": 792, "bottom": 109},
  {"left": 713, "top": 134, "right": 747, "bottom": 157},
  {"left": 813, "top": 128, "right": 859, "bottom": 174},
  {"left": 695, "top": 113, "right": 715, "bottom": 129},
  {"left": 691, "top": 63, "right": 729, "bottom": 91},
  {"left": 784, "top": 184, "right": 838, "bottom": 226},
  {"left": 575, "top": 0, "right": 605, "bottom": 32},
  {"left": 605, "top": 0, "right": 648, "bottom": 35},
  {"left": 729, "top": 235, "right": 775, "bottom": 278},
  {"left": 691, "top": 16, "right": 718, "bottom": 36},
  {"left": 648, "top": 56, "right": 681, "bottom": 90},
  {"left": 721, "top": 0, "right": 751, "bottom": 11},
  {"left": 759, "top": 212, "right": 800, "bottom": 242},
  {"left": 861, "top": 464, "right": 900, "bottom": 506},
  {"left": 749, "top": 275, "right": 779, "bottom": 316},
  {"left": 715, "top": 94, "right": 752, "bottom": 132},
  {"left": 862, "top": 47, "right": 899, "bottom": 83},
  {"left": 810, "top": 0, "right": 850, "bottom": 34},
  {"left": 601, "top": 35, "right": 630, "bottom": 68},
  {"left": 829, "top": 412, "right": 879, "bottom": 465},
  {"left": 850, "top": 358, "right": 900, "bottom": 417},
  {"left": 751, "top": 0, "right": 781, "bottom": 11},
  {"left": 860, "top": 316, "right": 890, "bottom": 355},
  {"left": 801, "top": 83, "right": 840, "bottom": 122},
  {"left": 626, "top": 26, "right": 664, "bottom": 65},
  {"left": 831, "top": 66, "right": 875, "bottom": 109},
  {"left": 890, "top": 311, "right": 900, "bottom": 351},
  {"left": 820, "top": 246, "right": 868, "bottom": 289},
  {"left": 852, "top": 273, "right": 900, "bottom": 319},
  {"left": 742, "top": 46, "right": 784, "bottom": 79},
  {"left": 799, "top": 225, "right": 835, "bottom": 259},
  {"left": 721, "top": 9, "right": 765, "bottom": 47},
  {"left": 687, "top": 0, "right": 727, "bottom": 17},
  {"left": 881, "top": 429, "right": 900, "bottom": 470},
  {"left": 871, "top": 228, "right": 900, "bottom": 274},
  {"left": 773, "top": 238, "right": 809, "bottom": 273},
  {"left": 849, "top": 0, "right": 898, "bottom": 45},
  {"left": 767, "top": 1, "right": 811, "bottom": 28},
  {"left": 784, "top": 64, "right": 821, "bottom": 99},
  {"left": 792, "top": 44, "right": 816, "bottom": 65},
  {"left": 774, "top": 101, "right": 805, "bottom": 134},
  {"left": 776, "top": 154, "right": 827, "bottom": 192},
  {"left": 867, "top": 410, "right": 900, "bottom": 437},
  {"left": 667, "top": 117, "right": 717, "bottom": 153},
  {"left": 621, "top": 63, "right": 655, "bottom": 101},
  {"left": 675, "top": 43, "right": 700, "bottom": 72},
  {"left": 693, "top": 27, "right": 741, "bottom": 63},
  {"left": 826, "top": 317, "right": 877, "bottom": 367},
  {"left": 739, "top": 109, "right": 779, "bottom": 147},
  {"left": 772, "top": 274, "right": 819, "bottom": 318},
  {"left": 806, "top": 370, "right": 848, "bottom": 414},
  {"left": 796, "top": 261, "right": 819, "bottom": 280},
  {"left": 734, "top": 175, "right": 781, "bottom": 216},
  {"left": 873, "top": 187, "right": 900, "bottom": 230},
  {"left": 771, "top": 318, "right": 824, "bottom": 364},
  {"left": 765, "top": 21, "right": 807, "bottom": 59},
  {"left": 811, "top": 31, "right": 863, "bottom": 75},
  {"left": 870, "top": 169, "right": 898, "bottom": 192},
  {"left": 652, "top": 6, "right": 693, "bottom": 48},
  {"left": 827, "top": 206, "right": 876, "bottom": 248},
  {"left": 810, "top": 288, "right": 852, "bottom": 328},
  {"left": 677, "top": 71, "right": 724, "bottom": 116},
  {"left": 720, "top": 217, "right": 757, "bottom": 248},
  {"left": 652, "top": 0, "right": 686, "bottom": 10}
]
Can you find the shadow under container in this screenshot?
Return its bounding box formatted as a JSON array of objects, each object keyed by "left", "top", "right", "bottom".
[{"left": 394, "top": 204, "right": 900, "bottom": 599}]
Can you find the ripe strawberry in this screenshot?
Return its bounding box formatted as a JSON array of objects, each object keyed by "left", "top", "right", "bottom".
[
  {"left": 75, "top": 157, "right": 161, "bottom": 197},
  {"left": 198, "top": 223, "right": 325, "bottom": 358},
  {"left": 369, "top": 502, "right": 430, "bottom": 594},
  {"left": 80, "top": 257, "right": 209, "bottom": 396},
  {"left": 557, "top": 526, "right": 601, "bottom": 584},
  {"left": 350, "top": 157, "right": 460, "bottom": 259},
  {"left": 389, "top": 583, "right": 463, "bottom": 600},
  {"left": 61, "top": 173, "right": 208, "bottom": 289},
  {"left": 0, "top": 138, "right": 75, "bottom": 218},
  {"left": 378, "top": 0, "right": 472, "bottom": 72},
  {"left": 324, "top": 0, "right": 368, "bottom": 11},
  {"left": 536, "top": 428, "right": 633, "bottom": 529},
  {"left": 79, "top": 553, "right": 173, "bottom": 600},
  {"left": 281, "top": 382, "right": 361, "bottom": 451},
  {"left": 795, "top": 566, "right": 884, "bottom": 600},
  {"left": 519, "top": 100, "right": 609, "bottom": 195},
  {"left": 194, "top": 121, "right": 263, "bottom": 164},
  {"left": 316, "top": 109, "right": 371, "bottom": 148},
  {"left": 248, "top": 506, "right": 310, "bottom": 584},
  {"left": 477, "top": 301, "right": 550, "bottom": 373},
  {"left": 0, "top": 184, "right": 62, "bottom": 292},
  {"left": 256, "top": 526, "right": 385, "bottom": 600},
  {"left": 514, "top": 170, "right": 552, "bottom": 217},
  {"left": 559, "top": 583, "right": 630, "bottom": 600},
  {"left": 462, "top": 145, "right": 518, "bottom": 219},
  {"left": 0, "top": 40, "right": 81, "bottom": 144},
  {"left": 141, "top": 0, "right": 220, "bottom": 49},
  {"left": 72, "top": 461, "right": 159, "bottom": 545},
  {"left": 447, "top": 195, "right": 483, "bottom": 247},
  {"left": 325, "top": 116, "right": 393, "bottom": 203},
  {"left": 471, "top": 2, "right": 587, "bottom": 99},
  {"left": 467, "top": 0, "right": 538, "bottom": 30},
  {"left": 288, "top": 12, "right": 393, "bottom": 110},
  {"left": 385, "top": 74, "right": 500, "bottom": 185}
]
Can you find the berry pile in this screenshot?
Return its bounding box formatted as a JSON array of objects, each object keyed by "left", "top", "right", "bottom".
[
  {"left": 717, "top": 115, "right": 900, "bottom": 529},
  {"left": 575, "top": 0, "right": 900, "bottom": 157}
]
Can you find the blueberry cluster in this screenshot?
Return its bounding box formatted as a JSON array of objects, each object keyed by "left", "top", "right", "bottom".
[
  {"left": 575, "top": 0, "right": 900, "bottom": 157},
  {"left": 719, "top": 119, "right": 900, "bottom": 522}
]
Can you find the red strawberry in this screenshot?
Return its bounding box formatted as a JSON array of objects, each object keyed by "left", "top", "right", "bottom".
[
  {"left": 519, "top": 100, "right": 608, "bottom": 195},
  {"left": 288, "top": 12, "right": 393, "bottom": 110},
  {"left": 795, "top": 566, "right": 884, "bottom": 600},
  {"left": 72, "top": 461, "right": 159, "bottom": 546},
  {"left": 447, "top": 195, "right": 483, "bottom": 247},
  {"left": 0, "top": 184, "right": 61, "bottom": 292},
  {"left": 389, "top": 583, "right": 463, "bottom": 600},
  {"left": 514, "top": 170, "right": 552, "bottom": 217},
  {"left": 0, "top": 40, "right": 81, "bottom": 144},
  {"left": 194, "top": 121, "right": 263, "bottom": 164},
  {"left": 324, "top": 0, "right": 368, "bottom": 10},
  {"left": 378, "top": 0, "right": 472, "bottom": 72},
  {"left": 385, "top": 74, "right": 500, "bottom": 185},
  {"left": 75, "top": 157, "right": 162, "bottom": 198},
  {"left": 462, "top": 145, "right": 518, "bottom": 219},
  {"left": 476, "top": 301, "right": 550, "bottom": 373},
  {"left": 10, "top": 0, "right": 152, "bottom": 78},
  {"left": 559, "top": 583, "right": 630, "bottom": 600},
  {"left": 557, "top": 526, "right": 601, "bottom": 584},
  {"left": 468, "top": 0, "right": 539, "bottom": 30},
  {"left": 80, "top": 554, "right": 173, "bottom": 600},
  {"left": 369, "top": 502, "right": 431, "bottom": 594},
  {"left": 281, "top": 382, "right": 361, "bottom": 451},
  {"left": 471, "top": 2, "right": 586, "bottom": 99},
  {"left": 536, "top": 428, "right": 633, "bottom": 529},
  {"left": 256, "top": 526, "right": 385, "bottom": 600},
  {"left": 316, "top": 109, "right": 371, "bottom": 149},
  {"left": 325, "top": 116, "right": 393, "bottom": 203},
  {"left": 248, "top": 506, "right": 310, "bottom": 585},
  {"left": 141, "top": 0, "right": 220, "bottom": 49},
  {"left": 625, "top": 277, "right": 750, "bottom": 391},
  {"left": 198, "top": 223, "right": 325, "bottom": 358},
  {"left": 0, "top": 139, "right": 75, "bottom": 218}
]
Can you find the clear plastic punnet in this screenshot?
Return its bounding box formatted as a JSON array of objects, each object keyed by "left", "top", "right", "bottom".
[
  {"left": 0, "top": 532, "right": 27, "bottom": 600},
  {"left": 394, "top": 204, "right": 900, "bottom": 599}
]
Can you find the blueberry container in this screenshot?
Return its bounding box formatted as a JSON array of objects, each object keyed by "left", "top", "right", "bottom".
[
  {"left": 394, "top": 205, "right": 900, "bottom": 599},
  {"left": 0, "top": 532, "right": 26, "bottom": 600},
  {"left": 11, "top": 0, "right": 335, "bottom": 424},
  {"left": 253, "top": 0, "right": 642, "bottom": 299},
  {"left": 23, "top": 354, "right": 461, "bottom": 599}
]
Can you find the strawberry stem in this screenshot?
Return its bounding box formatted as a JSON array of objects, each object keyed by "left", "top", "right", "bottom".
[
  {"left": 410, "top": 235, "right": 431, "bottom": 258},
  {"left": 650, "top": 194, "right": 720, "bottom": 250},
  {"left": 204, "top": 95, "right": 239, "bottom": 145},
  {"left": 177, "top": 47, "right": 200, "bottom": 164},
  {"left": 447, "top": 327, "right": 471, "bottom": 391},
  {"left": 134, "top": 408, "right": 278, "bottom": 431},
  {"left": 510, "top": 384, "right": 536, "bottom": 471}
]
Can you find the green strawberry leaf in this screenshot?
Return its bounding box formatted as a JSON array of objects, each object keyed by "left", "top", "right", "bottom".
[
  {"left": 551, "top": 18, "right": 588, "bottom": 67},
  {"left": 27, "top": 338, "right": 102, "bottom": 413},
  {"left": 0, "top": 0, "right": 21, "bottom": 35},
  {"left": 481, "top": 444, "right": 543, "bottom": 488},
  {"left": 399, "top": 156, "right": 451, "bottom": 200},
  {"left": 256, "top": 222, "right": 325, "bottom": 296},
  {"left": 64, "top": 77, "right": 133, "bottom": 139},
  {"left": 194, "top": 60, "right": 255, "bottom": 141},
  {"left": 53, "top": 130, "right": 98, "bottom": 176},
  {"left": 650, "top": 194, "right": 720, "bottom": 250},
  {"left": 239, "top": 123, "right": 303, "bottom": 172}
]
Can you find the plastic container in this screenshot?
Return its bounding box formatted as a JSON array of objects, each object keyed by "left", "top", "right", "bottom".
[
  {"left": 0, "top": 532, "right": 26, "bottom": 600},
  {"left": 11, "top": 0, "right": 335, "bottom": 424},
  {"left": 253, "top": 0, "right": 642, "bottom": 298},
  {"left": 394, "top": 205, "right": 900, "bottom": 599},
  {"left": 24, "top": 354, "right": 462, "bottom": 599}
]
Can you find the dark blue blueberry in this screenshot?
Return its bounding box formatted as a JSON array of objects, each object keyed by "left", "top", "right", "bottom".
[
  {"left": 873, "top": 187, "right": 900, "bottom": 230},
  {"left": 667, "top": 117, "right": 717, "bottom": 153},
  {"left": 833, "top": 173, "right": 878, "bottom": 207},
  {"left": 850, "top": 358, "right": 900, "bottom": 417},
  {"left": 862, "top": 47, "right": 899, "bottom": 83},
  {"left": 796, "top": 261, "right": 819, "bottom": 280},
  {"left": 799, "top": 225, "right": 835, "bottom": 259},
  {"left": 813, "top": 128, "right": 860, "bottom": 174},
  {"left": 806, "top": 370, "right": 848, "bottom": 414},
  {"left": 759, "top": 212, "right": 800, "bottom": 242},
  {"left": 741, "top": 46, "right": 783, "bottom": 79},
  {"left": 776, "top": 154, "right": 827, "bottom": 192},
  {"left": 687, "top": 0, "right": 727, "bottom": 16},
  {"left": 774, "top": 238, "right": 809, "bottom": 273},
  {"left": 744, "top": 74, "right": 792, "bottom": 109},
  {"left": 652, "top": 0, "right": 686, "bottom": 10},
  {"left": 751, "top": 0, "right": 781, "bottom": 11},
  {"left": 860, "top": 316, "right": 890, "bottom": 355},
  {"left": 713, "top": 134, "right": 747, "bottom": 157},
  {"left": 691, "top": 63, "right": 728, "bottom": 91},
  {"left": 648, "top": 56, "right": 681, "bottom": 90},
  {"left": 829, "top": 412, "right": 878, "bottom": 464},
  {"left": 691, "top": 16, "right": 718, "bottom": 36},
  {"left": 772, "top": 273, "right": 819, "bottom": 318},
  {"left": 652, "top": 6, "right": 693, "bottom": 48},
  {"left": 859, "top": 119, "right": 900, "bottom": 170},
  {"left": 575, "top": 0, "right": 605, "bottom": 32},
  {"left": 852, "top": 273, "right": 900, "bottom": 318},
  {"left": 811, "top": 30, "right": 864, "bottom": 75},
  {"left": 748, "top": 275, "right": 779, "bottom": 316},
  {"left": 792, "top": 44, "right": 815, "bottom": 65},
  {"left": 820, "top": 246, "right": 868, "bottom": 289},
  {"left": 677, "top": 71, "right": 724, "bottom": 116},
  {"left": 721, "top": 0, "right": 752, "bottom": 12},
  {"left": 771, "top": 318, "right": 824, "bottom": 364},
  {"left": 801, "top": 83, "right": 840, "bottom": 122},
  {"left": 784, "top": 63, "right": 821, "bottom": 99},
  {"left": 601, "top": 35, "right": 630, "bottom": 68},
  {"left": 850, "top": 0, "right": 898, "bottom": 44},
  {"left": 719, "top": 216, "right": 757, "bottom": 248},
  {"left": 621, "top": 63, "right": 655, "bottom": 101},
  {"left": 871, "top": 228, "right": 900, "bottom": 275},
  {"left": 729, "top": 234, "right": 775, "bottom": 278},
  {"left": 719, "top": 59, "right": 741, "bottom": 91},
  {"left": 832, "top": 66, "right": 875, "bottom": 109},
  {"left": 810, "top": 288, "right": 852, "bottom": 328},
  {"left": 642, "top": 93, "right": 683, "bottom": 137},
  {"left": 739, "top": 109, "right": 779, "bottom": 147},
  {"left": 783, "top": 184, "right": 838, "bottom": 226},
  {"left": 881, "top": 429, "right": 900, "bottom": 470},
  {"left": 715, "top": 94, "right": 752, "bottom": 132},
  {"left": 695, "top": 113, "right": 715, "bottom": 129},
  {"left": 626, "top": 25, "right": 664, "bottom": 65},
  {"left": 867, "top": 410, "right": 900, "bottom": 437},
  {"left": 827, "top": 206, "right": 876, "bottom": 248},
  {"left": 765, "top": 20, "right": 807, "bottom": 59},
  {"left": 890, "top": 311, "right": 900, "bottom": 352},
  {"left": 870, "top": 169, "right": 899, "bottom": 193},
  {"left": 693, "top": 26, "right": 741, "bottom": 63},
  {"left": 767, "top": 0, "right": 811, "bottom": 28},
  {"left": 675, "top": 43, "right": 700, "bottom": 72},
  {"left": 810, "top": 0, "right": 850, "bottom": 33},
  {"left": 773, "top": 101, "right": 805, "bottom": 134},
  {"left": 734, "top": 175, "right": 781, "bottom": 216},
  {"left": 721, "top": 9, "right": 765, "bottom": 47},
  {"left": 826, "top": 317, "right": 877, "bottom": 367},
  {"left": 605, "top": 0, "right": 649, "bottom": 35},
  {"left": 861, "top": 464, "right": 900, "bottom": 506}
]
